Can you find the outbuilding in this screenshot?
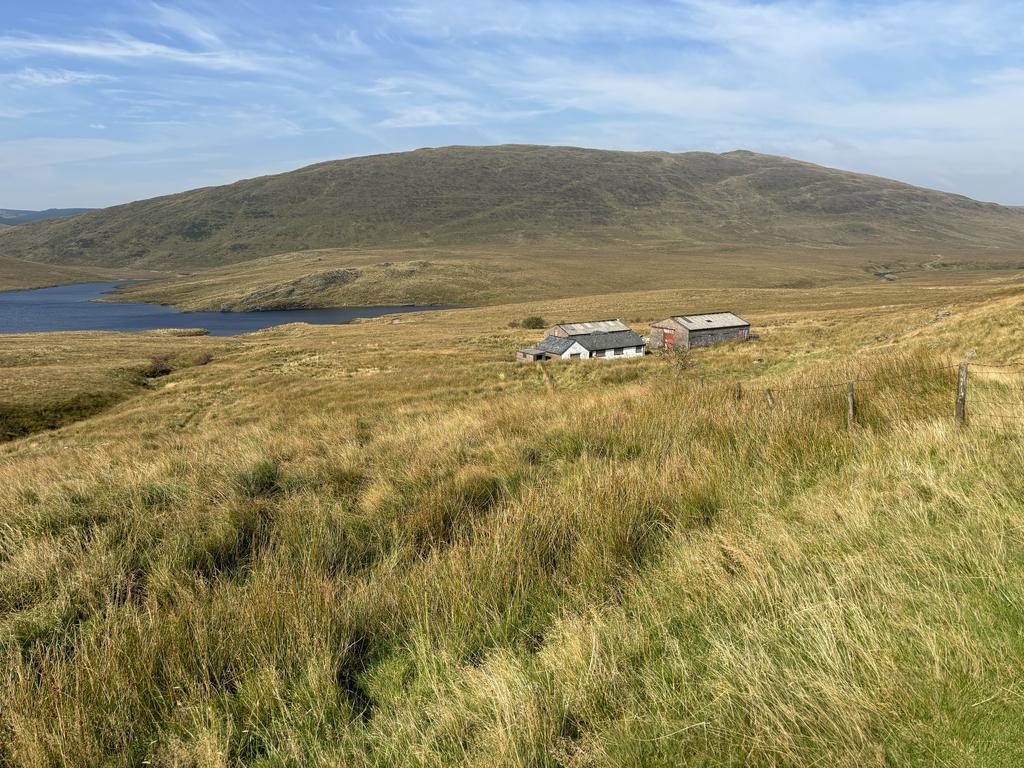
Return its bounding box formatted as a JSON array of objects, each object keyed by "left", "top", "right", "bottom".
[
  {"left": 518, "top": 329, "right": 646, "bottom": 361},
  {"left": 649, "top": 312, "right": 750, "bottom": 351}
]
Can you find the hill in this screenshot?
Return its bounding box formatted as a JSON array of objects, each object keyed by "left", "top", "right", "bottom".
[
  {"left": 0, "top": 208, "right": 93, "bottom": 226},
  {"left": 0, "top": 254, "right": 153, "bottom": 293},
  {"left": 2, "top": 280, "right": 1024, "bottom": 764},
  {"left": 3, "top": 146, "right": 1023, "bottom": 275}
]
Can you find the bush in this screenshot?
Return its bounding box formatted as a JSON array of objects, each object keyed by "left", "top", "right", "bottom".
[
  {"left": 144, "top": 355, "right": 174, "bottom": 378},
  {"left": 521, "top": 316, "right": 547, "bottom": 330}
]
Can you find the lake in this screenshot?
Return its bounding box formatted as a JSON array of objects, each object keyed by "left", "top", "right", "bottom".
[{"left": 0, "top": 282, "right": 451, "bottom": 336}]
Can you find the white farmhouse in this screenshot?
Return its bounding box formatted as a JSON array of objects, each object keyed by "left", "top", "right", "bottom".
[{"left": 518, "top": 329, "right": 646, "bottom": 361}]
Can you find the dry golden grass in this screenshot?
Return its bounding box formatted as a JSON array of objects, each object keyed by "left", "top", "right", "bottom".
[
  {"left": 2, "top": 281, "right": 1024, "bottom": 766},
  {"left": 0, "top": 255, "right": 159, "bottom": 293},
  {"left": 109, "top": 241, "right": 1024, "bottom": 312}
]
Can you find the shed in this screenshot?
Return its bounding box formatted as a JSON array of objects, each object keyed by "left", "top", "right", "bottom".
[
  {"left": 516, "top": 348, "right": 546, "bottom": 363},
  {"left": 649, "top": 312, "right": 750, "bottom": 351}
]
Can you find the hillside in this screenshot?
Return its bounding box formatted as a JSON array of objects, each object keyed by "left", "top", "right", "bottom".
[
  {"left": 2, "top": 281, "right": 1024, "bottom": 765},
  {"left": 0, "top": 254, "right": 152, "bottom": 293},
  {"left": 0, "top": 208, "right": 93, "bottom": 226},
  {"left": 3, "top": 146, "right": 1024, "bottom": 275}
]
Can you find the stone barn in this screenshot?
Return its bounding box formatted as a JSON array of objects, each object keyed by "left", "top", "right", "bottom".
[{"left": 649, "top": 312, "right": 750, "bottom": 351}]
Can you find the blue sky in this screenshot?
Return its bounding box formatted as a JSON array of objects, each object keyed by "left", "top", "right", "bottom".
[{"left": 2, "top": 0, "right": 1023, "bottom": 208}]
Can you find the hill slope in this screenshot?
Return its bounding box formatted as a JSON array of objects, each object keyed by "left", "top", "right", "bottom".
[
  {"left": 3, "top": 283, "right": 1024, "bottom": 764},
  {"left": 3, "top": 146, "right": 1023, "bottom": 272},
  {"left": 0, "top": 208, "right": 93, "bottom": 226}
]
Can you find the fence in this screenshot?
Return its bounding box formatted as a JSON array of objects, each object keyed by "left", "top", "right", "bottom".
[{"left": 673, "top": 360, "right": 1024, "bottom": 431}]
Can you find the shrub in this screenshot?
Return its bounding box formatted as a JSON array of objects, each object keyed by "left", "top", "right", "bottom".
[
  {"left": 521, "top": 316, "right": 547, "bottom": 330},
  {"left": 144, "top": 355, "right": 174, "bottom": 378}
]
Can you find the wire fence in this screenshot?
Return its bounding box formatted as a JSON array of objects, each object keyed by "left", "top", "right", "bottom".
[{"left": 667, "top": 359, "right": 1024, "bottom": 431}]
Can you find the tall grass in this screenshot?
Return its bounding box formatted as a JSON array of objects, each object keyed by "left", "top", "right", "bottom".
[{"left": 1, "top": 350, "right": 1023, "bottom": 766}]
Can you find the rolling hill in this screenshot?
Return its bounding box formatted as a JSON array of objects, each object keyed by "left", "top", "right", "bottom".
[{"left": 3, "top": 146, "right": 1024, "bottom": 274}]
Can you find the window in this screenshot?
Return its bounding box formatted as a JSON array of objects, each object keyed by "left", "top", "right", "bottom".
[
  {"left": 635, "top": 346, "right": 644, "bottom": 354},
  {"left": 615, "top": 348, "right": 623, "bottom": 356},
  {"left": 570, "top": 353, "right": 581, "bottom": 359},
  {"left": 594, "top": 350, "right": 604, "bottom": 357}
]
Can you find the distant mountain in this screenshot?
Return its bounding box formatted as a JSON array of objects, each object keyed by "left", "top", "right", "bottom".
[
  {"left": 1, "top": 145, "right": 1023, "bottom": 272},
  {"left": 0, "top": 208, "right": 94, "bottom": 226}
]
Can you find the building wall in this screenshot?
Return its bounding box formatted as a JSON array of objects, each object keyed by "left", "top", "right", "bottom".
[
  {"left": 687, "top": 326, "right": 749, "bottom": 348},
  {"left": 649, "top": 319, "right": 687, "bottom": 350},
  {"left": 584, "top": 344, "right": 645, "bottom": 359},
  {"left": 558, "top": 341, "right": 590, "bottom": 359},
  {"left": 650, "top": 319, "right": 749, "bottom": 350},
  {"left": 554, "top": 342, "right": 645, "bottom": 360}
]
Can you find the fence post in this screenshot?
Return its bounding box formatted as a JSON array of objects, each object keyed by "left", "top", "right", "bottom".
[
  {"left": 699, "top": 376, "right": 705, "bottom": 389},
  {"left": 766, "top": 389, "right": 775, "bottom": 408},
  {"left": 956, "top": 362, "right": 969, "bottom": 427},
  {"left": 846, "top": 381, "right": 856, "bottom": 431},
  {"left": 735, "top": 382, "right": 743, "bottom": 401}
]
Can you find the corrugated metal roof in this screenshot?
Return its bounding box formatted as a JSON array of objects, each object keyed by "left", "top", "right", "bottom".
[
  {"left": 671, "top": 312, "right": 749, "bottom": 331},
  {"left": 553, "top": 319, "right": 631, "bottom": 336}
]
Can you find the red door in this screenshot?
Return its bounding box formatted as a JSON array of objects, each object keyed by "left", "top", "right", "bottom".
[{"left": 663, "top": 330, "right": 676, "bottom": 349}]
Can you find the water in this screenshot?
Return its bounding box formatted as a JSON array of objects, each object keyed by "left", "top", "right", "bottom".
[{"left": 0, "top": 282, "right": 452, "bottom": 336}]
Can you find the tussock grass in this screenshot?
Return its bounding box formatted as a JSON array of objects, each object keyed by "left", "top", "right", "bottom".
[{"left": 2, "top": 286, "right": 1024, "bottom": 765}]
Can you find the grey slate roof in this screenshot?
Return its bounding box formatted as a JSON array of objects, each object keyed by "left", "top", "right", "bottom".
[
  {"left": 551, "top": 319, "right": 631, "bottom": 336},
  {"left": 536, "top": 336, "right": 576, "bottom": 355},
  {"left": 574, "top": 330, "right": 645, "bottom": 352},
  {"left": 670, "top": 312, "right": 749, "bottom": 331}
]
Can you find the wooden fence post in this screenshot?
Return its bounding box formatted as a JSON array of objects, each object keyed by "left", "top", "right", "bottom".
[
  {"left": 846, "top": 381, "right": 856, "bottom": 431},
  {"left": 699, "top": 376, "right": 705, "bottom": 389},
  {"left": 956, "top": 362, "right": 969, "bottom": 427},
  {"left": 735, "top": 382, "right": 743, "bottom": 401},
  {"left": 766, "top": 389, "right": 775, "bottom": 408}
]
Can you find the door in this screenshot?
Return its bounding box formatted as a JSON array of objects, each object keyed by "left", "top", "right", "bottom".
[{"left": 663, "top": 329, "right": 676, "bottom": 349}]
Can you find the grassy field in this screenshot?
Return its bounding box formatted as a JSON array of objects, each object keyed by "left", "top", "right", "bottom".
[
  {"left": 2, "top": 279, "right": 1024, "bottom": 765},
  {"left": 108, "top": 241, "right": 1024, "bottom": 311},
  {"left": 0, "top": 255, "right": 157, "bottom": 293}
]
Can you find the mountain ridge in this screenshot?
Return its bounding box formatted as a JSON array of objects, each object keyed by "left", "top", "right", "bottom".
[
  {"left": 2, "top": 145, "right": 1022, "bottom": 273},
  {"left": 0, "top": 208, "right": 94, "bottom": 226}
]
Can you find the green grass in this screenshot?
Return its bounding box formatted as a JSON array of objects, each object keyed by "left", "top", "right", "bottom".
[{"left": 1, "top": 283, "right": 1024, "bottom": 765}]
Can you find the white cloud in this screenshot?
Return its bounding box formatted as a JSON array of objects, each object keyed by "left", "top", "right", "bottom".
[
  {"left": 149, "top": 3, "right": 224, "bottom": 47},
  {"left": 0, "top": 33, "right": 271, "bottom": 72},
  {"left": 377, "top": 103, "right": 475, "bottom": 128},
  {"left": 8, "top": 67, "right": 112, "bottom": 86}
]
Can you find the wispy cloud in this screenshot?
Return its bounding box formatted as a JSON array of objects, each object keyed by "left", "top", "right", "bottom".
[
  {"left": 7, "top": 67, "right": 112, "bottom": 86},
  {"left": 149, "top": 3, "right": 224, "bottom": 47},
  {"left": 0, "top": 33, "right": 270, "bottom": 72},
  {"left": 3, "top": 0, "right": 1024, "bottom": 207}
]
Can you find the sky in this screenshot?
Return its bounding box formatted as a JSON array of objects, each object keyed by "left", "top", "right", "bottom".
[{"left": 1, "top": 0, "right": 1023, "bottom": 209}]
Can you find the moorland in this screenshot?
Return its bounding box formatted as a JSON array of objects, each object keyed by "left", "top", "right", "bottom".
[{"left": 1, "top": 146, "right": 1023, "bottom": 766}]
